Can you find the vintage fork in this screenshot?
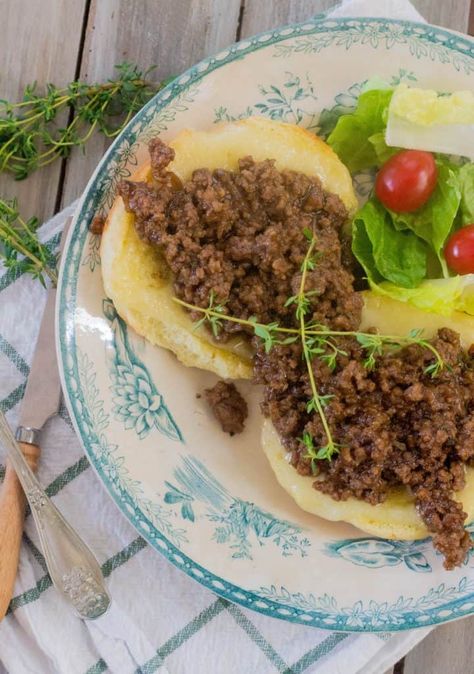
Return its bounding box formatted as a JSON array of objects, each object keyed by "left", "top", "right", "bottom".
[{"left": 0, "top": 411, "right": 111, "bottom": 619}]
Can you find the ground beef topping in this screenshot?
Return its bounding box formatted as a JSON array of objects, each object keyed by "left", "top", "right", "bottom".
[
  {"left": 204, "top": 381, "right": 248, "bottom": 435},
  {"left": 90, "top": 215, "right": 105, "bottom": 235},
  {"left": 119, "top": 137, "right": 362, "bottom": 336},
  {"left": 255, "top": 328, "right": 474, "bottom": 569},
  {"left": 120, "top": 138, "right": 474, "bottom": 569}
]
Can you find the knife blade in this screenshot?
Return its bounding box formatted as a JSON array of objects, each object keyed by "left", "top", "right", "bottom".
[
  {"left": 16, "top": 287, "right": 60, "bottom": 437},
  {"left": 16, "top": 220, "right": 70, "bottom": 442}
]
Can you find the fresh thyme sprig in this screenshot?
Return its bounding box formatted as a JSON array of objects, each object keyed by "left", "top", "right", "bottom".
[
  {"left": 355, "top": 330, "right": 444, "bottom": 377},
  {"left": 174, "top": 295, "right": 445, "bottom": 378},
  {"left": 0, "top": 198, "right": 57, "bottom": 285},
  {"left": 300, "top": 431, "right": 340, "bottom": 475},
  {"left": 0, "top": 62, "right": 168, "bottom": 179},
  {"left": 293, "top": 231, "right": 342, "bottom": 466},
  {"left": 193, "top": 291, "right": 227, "bottom": 338}
]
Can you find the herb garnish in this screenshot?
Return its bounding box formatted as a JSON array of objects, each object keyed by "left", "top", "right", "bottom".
[
  {"left": 173, "top": 231, "right": 445, "bottom": 473},
  {"left": 193, "top": 291, "right": 227, "bottom": 338},
  {"left": 0, "top": 198, "right": 57, "bottom": 285},
  {"left": 301, "top": 431, "right": 340, "bottom": 475},
  {"left": 0, "top": 62, "right": 167, "bottom": 180},
  {"left": 0, "top": 64, "right": 171, "bottom": 283},
  {"left": 294, "top": 229, "right": 341, "bottom": 464},
  {"left": 174, "top": 299, "right": 444, "bottom": 381}
]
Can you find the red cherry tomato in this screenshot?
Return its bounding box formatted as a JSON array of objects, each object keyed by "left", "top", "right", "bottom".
[
  {"left": 445, "top": 224, "right": 474, "bottom": 275},
  {"left": 375, "top": 150, "right": 438, "bottom": 213}
]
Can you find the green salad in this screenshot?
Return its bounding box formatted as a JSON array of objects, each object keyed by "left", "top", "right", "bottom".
[{"left": 325, "top": 84, "right": 474, "bottom": 316}]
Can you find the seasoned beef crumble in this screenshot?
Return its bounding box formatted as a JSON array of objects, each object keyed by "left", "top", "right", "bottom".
[
  {"left": 119, "top": 138, "right": 362, "bottom": 337},
  {"left": 90, "top": 214, "right": 105, "bottom": 235},
  {"left": 119, "top": 138, "right": 474, "bottom": 568},
  {"left": 255, "top": 329, "right": 474, "bottom": 569},
  {"left": 204, "top": 381, "right": 248, "bottom": 435}
]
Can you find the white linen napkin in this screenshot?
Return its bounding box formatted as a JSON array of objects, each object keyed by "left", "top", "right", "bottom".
[{"left": 0, "top": 1, "right": 445, "bottom": 672}]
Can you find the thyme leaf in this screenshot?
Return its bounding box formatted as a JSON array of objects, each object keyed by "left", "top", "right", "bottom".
[
  {"left": 0, "top": 198, "right": 57, "bottom": 286},
  {"left": 0, "top": 62, "right": 169, "bottom": 180}
]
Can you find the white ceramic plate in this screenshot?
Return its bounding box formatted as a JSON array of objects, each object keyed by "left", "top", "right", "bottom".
[{"left": 57, "top": 17, "right": 474, "bottom": 632}]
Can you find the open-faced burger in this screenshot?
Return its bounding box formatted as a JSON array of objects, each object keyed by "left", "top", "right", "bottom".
[{"left": 100, "top": 113, "right": 474, "bottom": 570}]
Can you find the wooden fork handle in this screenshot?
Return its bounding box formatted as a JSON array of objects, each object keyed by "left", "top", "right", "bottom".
[{"left": 0, "top": 443, "right": 40, "bottom": 621}]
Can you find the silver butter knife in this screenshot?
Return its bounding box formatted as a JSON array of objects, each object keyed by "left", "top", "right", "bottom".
[{"left": 0, "top": 222, "right": 110, "bottom": 620}]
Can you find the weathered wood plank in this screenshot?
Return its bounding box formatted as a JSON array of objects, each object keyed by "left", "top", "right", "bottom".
[
  {"left": 412, "top": 0, "right": 471, "bottom": 32},
  {"left": 404, "top": 618, "right": 474, "bottom": 674},
  {"left": 60, "top": 0, "right": 241, "bottom": 208},
  {"left": 240, "top": 0, "right": 335, "bottom": 37},
  {"left": 0, "top": 0, "right": 87, "bottom": 221},
  {"left": 241, "top": 0, "right": 472, "bottom": 36}
]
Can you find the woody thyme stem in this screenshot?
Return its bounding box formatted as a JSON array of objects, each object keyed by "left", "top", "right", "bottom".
[
  {"left": 172, "top": 296, "right": 444, "bottom": 367},
  {"left": 297, "top": 234, "right": 336, "bottom": 451}
]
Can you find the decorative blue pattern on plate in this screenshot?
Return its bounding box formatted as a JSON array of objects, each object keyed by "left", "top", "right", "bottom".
[
  {"left": 214, "top": 71, "right": 319, "bottom": 129},
  {"left": 272, "top": 21, "right": 474, "bottom": 73},
  {"left": 76, "top": 349, "right": 188, "bottom": 548},
  {"left": 58, "top": 17, "right": 474, "bottom": 632},
  {"left": 324, "top": 524, "right": 474, "bottom": 573},
  {"left": 81, "top": 234, "right": 101, "bottom": 272},
  {"left": 256, "top": 577, "right": 474, "bottom": 629},
  {"left": 103, "top": 299, "right": 183, "bottom": 442},
  {"left": 324, "top": 538, "right": 432, "bottom": 572},
  {"left": 164, "top": 456, "right": 310, "bottom": 559}
]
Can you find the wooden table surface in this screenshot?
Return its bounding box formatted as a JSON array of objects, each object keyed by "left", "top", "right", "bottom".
[{"left": 2, "top": 1, "right": 474, "bottom": 672}]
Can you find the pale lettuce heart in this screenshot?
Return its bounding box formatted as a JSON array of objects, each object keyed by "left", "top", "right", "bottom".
[
  {"left": 386, "top": 84, "right": 474, "bottom": 159},
  {"left": 372, "top": 275, "right": 474, "bottom": 316}
]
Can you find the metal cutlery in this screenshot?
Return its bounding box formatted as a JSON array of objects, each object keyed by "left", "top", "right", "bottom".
[
  {"left": 0, "top": 412, "right": 111, "bottom": 619},
  {"left": 0, "top": 220, "right": 110, "bottom": 620}
]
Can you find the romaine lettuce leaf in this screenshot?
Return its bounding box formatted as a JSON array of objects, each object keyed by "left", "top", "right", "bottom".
[
  {"left": 389, "top": 162, "right": 461, "bottom": 276},
  {"left": 327, "top": 89, "right": 393, "bottom": 173},
  {"left": 331, "top": 86, "right": 474, "bottom": 313},
  {"left": 371, "top": 275, "right": 474, "bottom": 316},
  {"left": 459, "top": 163, "right": 474, "bottom": 225},
  {"left": 367, "top": 131, "right": 399, "bottom": 165},
  {"left": 352, "top": 212, "right": 383, "bottom": 283},
  {"left": 353, "top": 199, "right": 427, "bottom": 288}
]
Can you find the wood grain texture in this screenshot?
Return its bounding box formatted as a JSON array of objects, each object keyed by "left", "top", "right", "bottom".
[
  {"left": 0, "top": 446, "right": 40, "bottom": 621},
  {"left": 0, "top": 0, "right": 87, "bottom": 221},
  {"left": 241, "top": 0, "right": 472, "bottom": 37},
  {"left": 240, "top": 0, "right": 336, "bottom": 37},
  {"left": 404, "top": 618, "right": 474, "bottom": 674},
  {"left": 60, "top": 0, "right": 242, "bottom": 208},
  {"left": 412, "top": 0, "right": 471, "bottom": 32}
]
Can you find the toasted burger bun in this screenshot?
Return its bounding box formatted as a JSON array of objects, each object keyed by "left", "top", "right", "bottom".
[
  {"left": 262, "top": 291, "right": 474, "bottom": 540},
  {"left": 101, "top": 117, "right": 357, "bottom": 379},
  {"left": 101, "top": 167, "right": 253, "bottom": 380}
]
